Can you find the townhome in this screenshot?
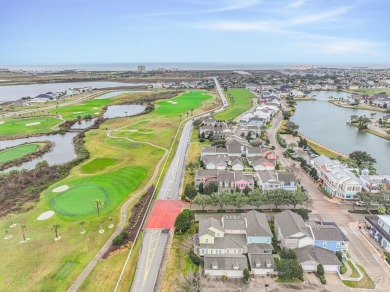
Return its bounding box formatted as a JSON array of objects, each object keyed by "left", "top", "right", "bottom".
[
  {"left": 200, "top": 146, "right": 227, "bottom": 157},
  {"left": 277, "top": 172, "right": 298, "bottom": 191},
  {"left": 312, "top": 155, "right": 362, "bottom": 199},
  {"left": 306, "top": 222, "right": 349, "bottom": 252},
  {"left": 249, "top": 157, "right": 276, "bottom": 171},
  {"left": 360, "top": 174, "right": 390, "bottom": 193},
  {"left": 274, "top": 210, "right": 314, "bottom": 249},
  {"left": 195, "top": 211, "right": 275, "bottom": 277},
  {"left": 256, "top": 171, "right": 280, "bottom": 190},
  {"left": 199, "top": 123, "right": 227, "bottom": 139},
  {"left": 217, "top": 171, "right": 255, "bottom": 193},
  {"left": 275, "top": 211, "right": 342, "bottom": 272},
  {"left": 201, "top": 155, "right": 230, "bottom": 170},
  {"left": 246, "top": 146, "right": 263, "bottom": 158},
  {"left": 365, "top": 215, "right": 390, "bottom": 253}
]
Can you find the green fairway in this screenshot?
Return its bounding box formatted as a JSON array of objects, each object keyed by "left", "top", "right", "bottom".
[
  {"left": 213, "top": 88, "right": 255, "bottom": 120},
  {"left": 0, "top": 143, "right": 41, "bottom": 163},
  {"left": 0, "top": 116, "right": 62, "bottom": 137},
  {"left": 155, "top": 90, "right": 212, "bottom": 116},
  {"left": 51, "top": 99, "right": 113, "bottom": 120},
  {"left": 48, "top": 166, "right": 146, "bottom": 218},
  {"left": 80, "top": 158, "right": 118, "bottom": 173}
]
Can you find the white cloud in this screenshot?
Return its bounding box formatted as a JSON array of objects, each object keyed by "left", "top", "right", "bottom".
[
  {"left": 305, "top": 39, "right": 379, "bottom": 54},
  {"left": 288, "top": 6, "right": 350, "bottom": 26}
]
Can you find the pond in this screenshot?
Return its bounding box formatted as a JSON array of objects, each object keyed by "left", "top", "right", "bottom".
[
  {"left": 70, "top": 119, "right": 97, "bottom": 130},
  {"left": 291, "top": 100, "right": 390, "bottom": 174},
  {"left": 0, "top": 132, "right": 78, "bottom": 172},
  {"left": 103, "top": 104, "right": 145, "bottom": 119},
  {"left": 95, "top": 90, "right": 151, "bottom": 100}
]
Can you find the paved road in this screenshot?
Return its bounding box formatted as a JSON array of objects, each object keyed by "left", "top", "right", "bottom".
[
  {"left": 130, "top": 79, "right": 227, "bottom": 292},
  {"left": 268, "top": 102, "right": 390, "bottom": 290},
  {"left": 159, "top": 121, "right": 192, "bottom": 200},
  {"left": 130, "top": 230, "right": 169, "bottom": 292}
]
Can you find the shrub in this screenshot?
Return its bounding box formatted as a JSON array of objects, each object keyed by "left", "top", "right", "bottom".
[
  {"left": 336, "top": 251, "right": 343, "bottom": 262},
  {"left": 120, "top": 231, "right": 129, "bottom": 239},
  {"left": 221, "top": 275, "right": 228, "bottom": 281},
  {"left": 190, "top": 248, "right": 201, "bottom": 266},
  {"left": 243, "top": 268, "right": 250, "bottom": 281},
  {"left": 112, "top": 235, "right": 124, "bottom": 245},
  {"left": 319, "top": 274, "right": 326, "bottom": 284},
  {"left": 317, "top": 264, "right": 324, "bottom": 276}
]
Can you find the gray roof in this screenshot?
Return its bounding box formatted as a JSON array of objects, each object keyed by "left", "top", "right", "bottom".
[
  {"left": 202, "top": 146, "right": 216, "bottom": 153},
  {"left": 247, "top": 243, "right": 273, "bottom": 253},
  {"left": 275, "top": 210, "right": 311, "bottom": 238},
  {"left": 227, "top": 145, "right": 242, "bottom": 154},
  {"left": 201, "top": 234, "right": 247, "bottom": 249},
  {"left": 276, "top": 172, "right": 296, "bottom": 184},
  {"left": 295, "top": 246, "right": 341, "bottom": 266},
  {"left": 226, "top": 139, "right": 244, "bottom": 147},
  {"left": 307, "top": 222, "right": 349, "bottom": 242},
  {"left": 201, "top": 155, "right": 229, "bottom": 166},
  {"left": 243, "top": 210, "right": 272, "bottom": 237},
  {"left": 248, "top": 254, "right": 275, "bottom": 269},
  {"left": 195, "top": 169, "right": 218, "bottom": 178},
  {"left": 247, "top": 146, "right": 262, "bottom": 155},
  {"left": 222, "top": 215, "right": 247, "bottom": 231},
  {"left": 231, "top": 157, "right": 244, "bottom": 166},
  {"left": 199, "top": 217, "right": 223, "bottom": 237},
  {"left": 312, "top": 155, "right": 332, "bottom": 167},
  {"left": 204, "top": 255, "right": 248, "bottom": 271},
  {"left": 257, "top": 171, "right": 278, "bottom": 182}
]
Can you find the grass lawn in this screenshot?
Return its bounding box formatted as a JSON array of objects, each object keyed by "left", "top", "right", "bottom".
[
  {"left": 346, "top": 260, "right": 360, "bottom": 278},
  {"left": 155, "top": 90, "right": 212, "bottom": 117},
  {"left": 342, "top": 264, "right": 375, "bottom": 289},
  {"left": 0, "top": 142, "right": 42, "bottom": 163},
  {"left": 81, "top": 158, "right": 118, "bottom": 173},
  {"left": 275, "top": 278, "right": 302, "bottom": 283},
  {"left": 213, "top": 88, "right": 255, "bottom": 121},
  {"left": 160, "top": 226, "right": 199, "bottom": 292},
  {"left": 306, "top": 140, "right": 343, "bottom": 159},
  {"left": 0, "top": 116, "right": 62, "bottom": 137},
  {"left": 353, "top": 88, "right": 390, "bottom": 96},
  {"left": 51, "top": 99, "right": 113, "bottom": 120}
]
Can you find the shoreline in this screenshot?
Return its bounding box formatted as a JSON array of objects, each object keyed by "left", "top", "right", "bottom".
[{"left": 328, "top": 100, "right": 388, "bottom": 112}]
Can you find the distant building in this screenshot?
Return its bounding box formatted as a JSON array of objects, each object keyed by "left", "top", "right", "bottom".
[{"left": 137, "top": 65, "right": 146, "bottom": 73}]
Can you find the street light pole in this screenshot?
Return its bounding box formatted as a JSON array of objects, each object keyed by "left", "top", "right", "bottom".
[{"left": 265, "top": 284, "right": 269, "bottom": 292}]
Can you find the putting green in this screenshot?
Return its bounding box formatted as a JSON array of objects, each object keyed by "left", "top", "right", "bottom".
[
  {"left": 80, "top": 158, "right": 118, "bottom": 174},
  {"left": 47, "top": 166, "right": 146, "bottom": 218},
  {"left": 0, "top": 143, "right": 41, "bottom": 163},
  {"left": 51, "top": 185, "right": 107, "bottom": 216}
]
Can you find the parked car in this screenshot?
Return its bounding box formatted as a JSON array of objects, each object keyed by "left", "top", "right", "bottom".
[
  {"left": 301, "top": 186, "right": 307, "bottom": 192},
  {"left": 354, "top": 201, "right": 367, "bottom": 206},
  {"left": 370, "top": 201, "right": 380, "bottom": 207}
]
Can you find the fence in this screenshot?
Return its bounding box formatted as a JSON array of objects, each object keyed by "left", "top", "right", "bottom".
[{"left": 298, "top": 132, "right": 348, "bottom": 158}]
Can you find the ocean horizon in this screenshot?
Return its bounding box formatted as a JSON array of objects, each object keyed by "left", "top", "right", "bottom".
[{"left": 1, "top": 62, "right": 390, "bottom": 71}]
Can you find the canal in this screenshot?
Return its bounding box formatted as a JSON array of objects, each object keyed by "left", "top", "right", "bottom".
[{"left": 291, "top": 97, "right": 390, "bottom": 174}]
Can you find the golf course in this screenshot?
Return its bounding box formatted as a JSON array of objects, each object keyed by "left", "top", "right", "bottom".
[
  {"left": 213, "top": 88, "right": 255, "bottom": 120},
  {"left": 0, "top": 143, "right": 43, "bottom": 163},
  {"left": 0, "top": 116, "right": 63, "bottom": 138},
  {"left": 0, "top": 89, "right": 216, "bottom": 292},
  {"left": 51, "top": 98, "right": 114, "bottom": 119}
]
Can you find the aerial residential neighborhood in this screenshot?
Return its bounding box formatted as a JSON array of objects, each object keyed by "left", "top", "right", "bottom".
[{"left": 1, "top": 1, "right": 390, "bottom": 292}]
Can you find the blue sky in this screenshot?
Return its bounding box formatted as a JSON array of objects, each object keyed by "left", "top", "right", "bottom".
[{"left": 0, "top": 0, "right": 389, "bottom": 65}]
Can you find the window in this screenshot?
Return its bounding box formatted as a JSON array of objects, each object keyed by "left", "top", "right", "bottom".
[
  {"left": 205, "top": 238, "right": 208, "bottom": 243},
  {"left": 323, "top": 242, "right": 327, "bottom": 248},
  {"left": 336, "top": 242, "right": 341, "bottom": 248},
  {"left": 249, "top": 238, "right": 252, "bottom": 243},
  {"left": 216, "top": 233, "right": 220, "bottom": 237}
]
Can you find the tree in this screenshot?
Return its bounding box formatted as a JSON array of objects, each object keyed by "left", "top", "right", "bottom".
[
  {"left": 309, "top": 167, "right": 319, "bottom": 180},
  {"left": 193, "top": 194, "right": 211, "bottom": 210},
  {"left": 290, "top": 191, "right": 308, "bottom": 210},
  {"left": 190, "top": 108, "right": 194, "bottom": 116},
  {"left": 113, "top": 234, "right": 125, "bottom": 245},
  {"left": 276, "top": 259, "right": 303, "bottom": 280},
  {"left": 243, "top": 268, "right": 250, "bottom": 281},
  {"left": 280, "top": 248, "right": 296, "bottom": 260},
  {"left": 250, "top": 191, "right": 265, "bottom": 210},
  {"left": 94, "top": 199, "right": 104, "bottom": 216},
  {"left": 265, "top": 189, "right": 289, "bottom": 210},
  {"left": 243, "top": 186, "right": 251, "bottom": 195},
  {"left": 355, "top": 116, "right": 371, "bottom": 129},
  {"left": 184, "top": 184, "right": 197, "bottom": 200},
  {"left": 211, "top": 192, "right": 230, "bottom": 210},
  {"left": 179, "top": 114, "right": 182, "bottom": 122},
  {"left": 285, "top": 121, "right": 299, "bottom": 133},
  {"left": 349, "top": 151, "right": 376, "bottom": 168},
  {"left": 198, "top": 182, "right": 204, "bottom": 194},
  {"left": 52, "top": 224, "right": 61, "bottom": 239},
  {"left": 176, "top": 270, "right": 200, "bottom": 292},
  {"left": 204, "top": 181, "right": 218, "bottom": 195},
  {"left": 294, "top": 208, "right": 309, "bottom": 220},
  {"left": 79, "top": 221, "right": 86, "bottom": 233},
  {"left": 359, "top": 191, "right": 373, "bottom": 211},
  {"left": 21, "top": 224, "right": 27, "bottom": 241},
  {"left": 378, "top": 204, "right": 386, "bottom": 214},
  {"left": 36, "top": 160, "right": 49, "bottom": 169},
  {"left": 186, "top": 162, "right": 199, "bottom": 175},
  {"left": 317, "top": 264, "right": 324, "bottom": 276},
  {"left": 233, "top": 193, "right": 248, "bottom": 210},
  {"left": 174, "top": 210, "right": 194, "bottom": 233}
]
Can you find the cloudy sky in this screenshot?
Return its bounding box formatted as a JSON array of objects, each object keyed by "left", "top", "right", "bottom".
[{"left": 0, "top": 0, "right": 389, "bottom": 65}]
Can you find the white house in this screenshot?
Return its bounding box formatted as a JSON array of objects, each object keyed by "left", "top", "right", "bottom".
[{"left": 360, "top": 174, "right": 390, "bottom": 193}]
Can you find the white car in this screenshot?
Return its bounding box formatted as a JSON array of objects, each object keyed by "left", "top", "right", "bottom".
[{"left": 354, "top": 201, "right": 367, "bottom": 206}]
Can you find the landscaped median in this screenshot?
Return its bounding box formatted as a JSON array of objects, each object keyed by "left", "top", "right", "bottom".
[{"left": 338, "top": 256, "right": 375, "bottom": 289}]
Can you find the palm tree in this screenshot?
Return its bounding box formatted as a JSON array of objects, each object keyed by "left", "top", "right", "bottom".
[
  {"left": 79, "top": 221, "right": 86, "bottom": 234},
  {"left": 52, "top": 224, "right": 61, "bottom": 239},
  {"left": 179, "top": 114, "right": 182, "bottom": 122},
  {"left": 94, "top": 199, "right": 104, "bottom": 216},
  {"left": 190, "top": 108, "right": 194, "bottom": 116},
  {"left": 125, "top": 111, "right": 128, "bottom": 117},
  {"left": 21, "top": 225, "right": 27, "bottom": 241},
  {"left": 108, "top": 217, "right": 114, "bottom": 228},
  {"left": 186, "top": 112, "right": 189, "bottom": 119},
  {"left": 7, "top": 214, "right": 14, "bottom": 227}
]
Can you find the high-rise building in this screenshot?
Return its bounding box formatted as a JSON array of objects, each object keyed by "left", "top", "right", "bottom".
[{"left": 137, "top": 65, "right": 146, "bottom": 73}]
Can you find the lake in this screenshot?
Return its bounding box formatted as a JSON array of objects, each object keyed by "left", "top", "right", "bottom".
[
  {"left": 309, "top": 90, "right": 352, "bottom": 101},
  {"left": 291, "top": 100, "right": 390, "bottom": 174},
  {"left": 103, "top": 104, "right": 145, "bottom": 119},
  {"left": 0, "top": 81, "right": 146, "bottom": 102}
]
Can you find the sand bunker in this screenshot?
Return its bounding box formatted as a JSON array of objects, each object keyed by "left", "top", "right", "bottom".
[
  {"left": 52, "top": 185, "right": 69, "bottom": 193},
  {"left": 128, "top": 129, "right": 138, "bottom": 132},
  {"left": 171, "top": 102, "right": 177, "bottom": 104},
  {"left": 0, "top": 121, "right": 4, "bottom": 125},
  {"left": 94, "top": 112, "right": 99, "bottom": 114},
  {"left": 93, "top": 107, "right": 99, "bottom": 109},
  {"left": 37, "top": 210, "right": 55, "bottom": 220},
  {"left": 26, "top": 122, "right": 41, "bottom": 126}
]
